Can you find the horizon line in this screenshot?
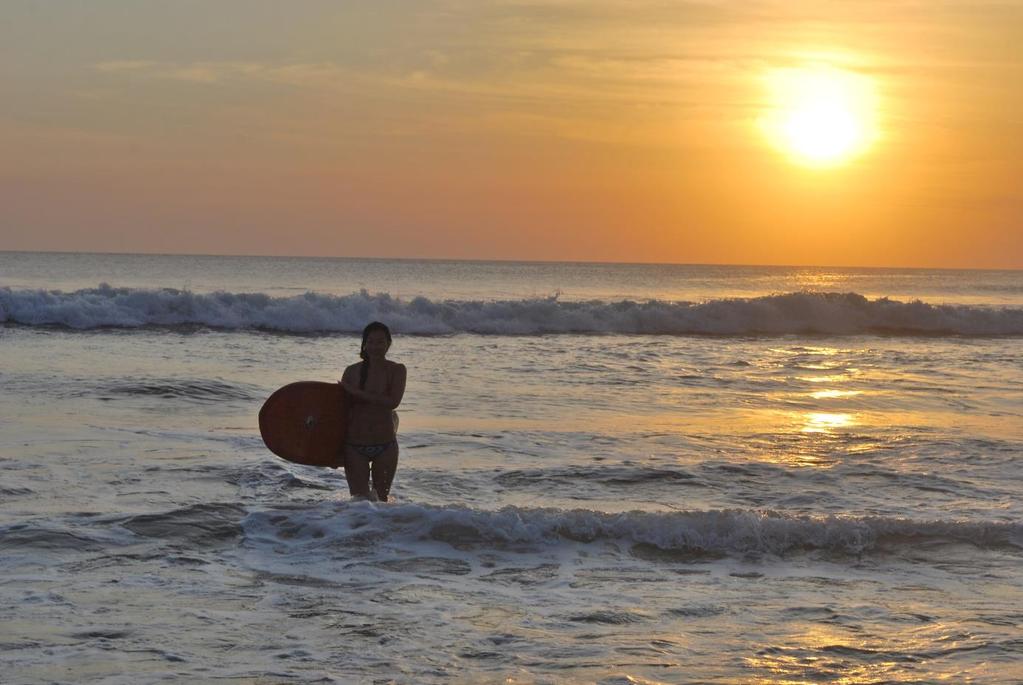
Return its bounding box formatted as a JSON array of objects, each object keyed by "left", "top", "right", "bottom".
[{"left": 0, "top": 248, "right": 1019, "bottom": 273}]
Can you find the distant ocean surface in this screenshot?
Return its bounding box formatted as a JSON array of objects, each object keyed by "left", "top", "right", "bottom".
[{"left": 2, "top": 252, "right": 1022, "bottom": 684}]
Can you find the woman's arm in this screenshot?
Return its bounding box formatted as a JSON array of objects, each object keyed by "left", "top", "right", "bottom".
[
  {"left": 340, "top": 363, "right": 360, "bottom": 389},
  {"left": 341, "top": 363, "right": 406, "bottom": 410}
]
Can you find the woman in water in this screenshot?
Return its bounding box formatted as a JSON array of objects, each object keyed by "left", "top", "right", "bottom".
[{"left": 340, "top": 321, "right": 406, "bottom": 502}]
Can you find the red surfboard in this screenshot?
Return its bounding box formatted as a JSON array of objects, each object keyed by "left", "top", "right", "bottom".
[{"left": 258, "top": 381, "right": 348, "bottom": 468}]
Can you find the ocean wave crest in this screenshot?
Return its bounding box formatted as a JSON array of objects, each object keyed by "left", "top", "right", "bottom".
[
  {"left": 243, "top": 503, "right": 1023, "bottom": 558},
  {"left": 2, "top": 285, "right": 1022, "bottom": 335}
]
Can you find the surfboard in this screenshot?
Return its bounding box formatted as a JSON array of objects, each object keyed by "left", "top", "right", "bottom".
[{"left": 258, "top": 381, "right": 348, "bottom": 468}]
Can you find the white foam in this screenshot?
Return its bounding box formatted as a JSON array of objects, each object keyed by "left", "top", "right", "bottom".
[
  {"left": 242, "top": 502, "right": 1023, "bottom": 557},
  {"left": 2, "top": 285, "right": 1022, "bottom": 335}
]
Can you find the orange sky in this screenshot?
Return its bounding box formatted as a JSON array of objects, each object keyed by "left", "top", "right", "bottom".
[{"left": 1, "top": 1, "right": 1021, "bottom": 268}]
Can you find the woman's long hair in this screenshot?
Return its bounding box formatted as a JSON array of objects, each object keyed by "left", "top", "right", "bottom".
[{"left": 359, "top": 321, "right": 392, "bottom": 389}]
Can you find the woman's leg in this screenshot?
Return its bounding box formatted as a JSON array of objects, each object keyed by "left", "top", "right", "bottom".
[
  {"left": 370, "top": 442, "right": 399, "bottom": 502},
  {"left": 343, "top": 445, "right": 371, "bottom": 498}
]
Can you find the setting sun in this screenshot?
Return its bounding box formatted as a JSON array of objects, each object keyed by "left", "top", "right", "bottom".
[{"left": 761, "top": 65, "right": 879, "bottom": 167}]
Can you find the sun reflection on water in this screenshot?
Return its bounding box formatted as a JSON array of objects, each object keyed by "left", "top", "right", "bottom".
[
  {"left": 802, "top": 412, "right": 855, "bottom": 433},
  {"left": 743, "top": 620, "right": 985, "bottom": 684},
  {"left": 798, "top": 374, "right": 851, "bottom": 384},
  {"left": 791, "top": 270, "right": 850, "bottom": 291},
  {"left": 810, "top": 389, "right": 862, "bottom": 400}
]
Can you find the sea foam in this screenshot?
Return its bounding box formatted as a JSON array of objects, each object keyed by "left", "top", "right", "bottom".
[
  {"left": 242, "top": 502, "right": 1023, "bottom": 558},
  {"left": 2, "top": 285, "right": 1022, "bottom": 335}
]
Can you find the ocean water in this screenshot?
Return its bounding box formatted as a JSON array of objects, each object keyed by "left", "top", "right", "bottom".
[{"left": 2, "top": 251, "right": 1022, "bottom": 684}]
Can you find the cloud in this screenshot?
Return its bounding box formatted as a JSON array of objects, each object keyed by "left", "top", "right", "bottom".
[
  {"left": 94, "top": 60, "right": 264, "bottom": 84},
  {"left": 94, "top": 60, "right": 161, "bottom": 73},
  {"left": 91, "top": 54, "right": 730, "bottom": 109}
]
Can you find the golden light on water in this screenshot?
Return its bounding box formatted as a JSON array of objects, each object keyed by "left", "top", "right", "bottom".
[
  {"left": 810, "top": 389, "right": 863, "bottom": 400},
  {"left": 799, "top": 374, "right": 850, "bottom": 384},
  {"left": 744, "top": 621, "right": 978, "bottom": 684},
  {"left": 760, "top": 65, "right": 879, "bottom": 167},
  {"left": 802, "top": 412, "right": 856, "bottom": 433}
]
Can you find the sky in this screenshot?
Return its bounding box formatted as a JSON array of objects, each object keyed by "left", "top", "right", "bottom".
[{"left": 1, "top": 0, "right": 1021, "bottom": 268}]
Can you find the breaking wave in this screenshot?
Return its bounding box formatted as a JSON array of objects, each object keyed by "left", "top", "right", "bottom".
[
  {"left": 2, "top": 285, "right": 1022, "bottom": 336},
  {"left": 100, "top": 378, "right": 259, "bottom": 403},
  {"left": 243, "top": 502, "right": 1023, "bottom": 558}
]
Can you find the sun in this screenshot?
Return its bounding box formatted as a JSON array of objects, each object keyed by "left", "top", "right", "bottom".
[{"left": 760, "top": 65, "right": 879, "bottom": 167}]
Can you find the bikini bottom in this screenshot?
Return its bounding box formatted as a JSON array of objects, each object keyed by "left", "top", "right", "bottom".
[{"left": 347, "top": 440, "right": 396, "bottom": 461}]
